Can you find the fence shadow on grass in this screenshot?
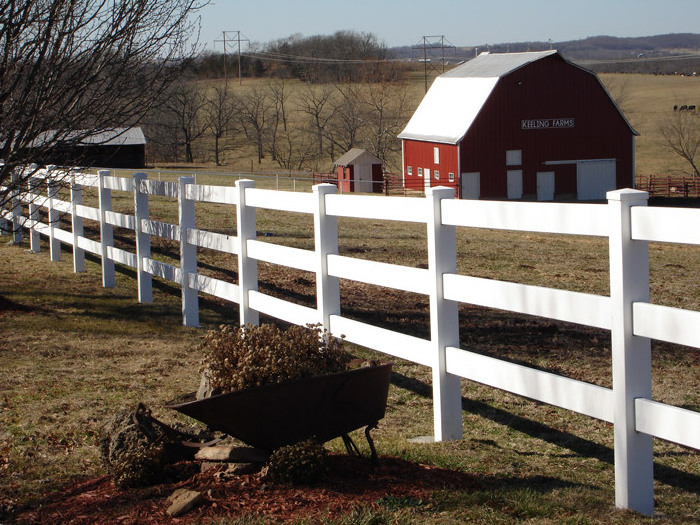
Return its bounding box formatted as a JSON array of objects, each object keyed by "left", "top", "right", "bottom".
[{"left": 390, "top": 371, "right": 700, "bottom": 496}]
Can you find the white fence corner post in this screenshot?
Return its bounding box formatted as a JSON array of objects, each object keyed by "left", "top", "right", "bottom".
[
  {"left": 98, "top": 170, "right": 115, "bottom": 288},
  {"left": 133, "top": 172, "right": 152, "bottom": 303},
  {"left": 179, "top": 176, "right": 199, "bottom": 327},
  {"left": 313, "top": 183, "right": 340, "bottom": 332},
  {"left": 70, "top": 169, "right": 85, "bottom": 272},
  {"left": 607, "top": 188, "right": 654, "bottom": 516},
  {"left": 427, "top": 186, "right": 463, "bottom": 441},
  {"left": 47, "top": 166, "right": 61, "bottom": 262},
  {"left": 236, "top": 179, "right": 259, "bottom": 327}
]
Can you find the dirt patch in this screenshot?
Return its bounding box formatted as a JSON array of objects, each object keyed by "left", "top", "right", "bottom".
[{"left": 11, "top": 455, "right": 477, "bottom": 524}]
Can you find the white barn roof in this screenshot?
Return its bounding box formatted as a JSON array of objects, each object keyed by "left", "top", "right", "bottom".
[{"left": 398, "top": 51, "right": 558, "bottom": 145}]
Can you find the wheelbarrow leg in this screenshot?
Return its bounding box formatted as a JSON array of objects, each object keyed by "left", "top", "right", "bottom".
[
  {"left": 341, "top": 433, "right": 361, "bottom": 456},
  {"left": 365, "top": 423, "right": 379, "bottom": 465}
]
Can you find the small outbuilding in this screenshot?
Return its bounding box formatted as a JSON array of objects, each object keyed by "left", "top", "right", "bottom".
[
  {"left": 334, "top": 148, "right": 383, "bottom": 193},
  {"left": 32, "top": 127, "right": 147, "bottom": 169},
  {"left": 398, "top": 51, "right": 637, "bottom": 201}
]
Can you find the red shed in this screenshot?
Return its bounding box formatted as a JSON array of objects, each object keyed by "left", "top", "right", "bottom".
[
  {"left": 334, "top": 148, "right": 383, "bottom": 193},
  {"left": 399, "top": 51, "right": 637, "bottom": 201}
]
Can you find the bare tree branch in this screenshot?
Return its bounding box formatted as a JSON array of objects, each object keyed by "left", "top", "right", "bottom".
[
  {"left": 659, "top": 110, "right": 700, "bottom": 177},
  {"left": 0, "top": 0, "right": 208, "bottom": 206}
]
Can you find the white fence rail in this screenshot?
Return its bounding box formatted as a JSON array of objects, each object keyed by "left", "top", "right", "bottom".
[{"left": 3, "top": 167, "right": 700, "bottom": 516}]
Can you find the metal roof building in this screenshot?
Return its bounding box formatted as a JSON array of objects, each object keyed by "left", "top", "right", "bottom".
[{"left": 399, "top": 51, "right": 637, "bottom": 201}]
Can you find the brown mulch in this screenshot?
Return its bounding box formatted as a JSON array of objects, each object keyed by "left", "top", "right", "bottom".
[{"left": 11, "top": 455, "right": 478, "bottom": 524}]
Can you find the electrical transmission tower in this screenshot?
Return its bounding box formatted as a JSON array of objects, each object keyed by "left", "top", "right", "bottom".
[
  {"left": 215, "top": 31, "right": 250, "bottom": 84},
  {"left": 412, "top": 35, "right": 456, "bottom": 92}
]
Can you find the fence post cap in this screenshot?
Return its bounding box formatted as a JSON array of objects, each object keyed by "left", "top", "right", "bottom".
[
  {"left": 606, "top": 188, "right": 648, "bottom": 203},
  {"left": 427, "top": 186, "right": 455, "bottom": 198}
]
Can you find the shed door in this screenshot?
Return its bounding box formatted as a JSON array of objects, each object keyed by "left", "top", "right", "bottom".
[
  {"left": 537, "top": 172, "right": 555, "bottom": 201},
  {"left": 507, "top": 170, "right": 523, "bottom": 199},
  {"left": 424, "top": 168, "right": 431, "bottom": 191},
  {"left": 577, "top": 160, "right": 616, "bottom": 200},
  {"left": 461, "top": 172, "right": 480, "bottom": 199}
]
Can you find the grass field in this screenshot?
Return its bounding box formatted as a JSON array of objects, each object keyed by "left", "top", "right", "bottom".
[{"left": 1, "top": 185, "right": 700, "bottom": 522}]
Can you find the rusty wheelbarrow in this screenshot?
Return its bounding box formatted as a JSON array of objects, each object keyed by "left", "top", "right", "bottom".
[{"left": 165, "top": 363, "right": 392, "bottom": 460}]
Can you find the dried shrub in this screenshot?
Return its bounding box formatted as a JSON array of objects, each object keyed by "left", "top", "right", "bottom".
[
  {"left": 266, "top": 438, "right": 327, "bottom": 485},
  {"left": 99, "top": 404, "right": 169, "bottom": 489},
  {"left": 201, "top": 323, "right": 351, "bottom": 394}
]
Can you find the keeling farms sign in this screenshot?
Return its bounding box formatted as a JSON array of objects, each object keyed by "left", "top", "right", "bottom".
[{"left": 521, "top": 118, "right": 575, "bottom": 130}]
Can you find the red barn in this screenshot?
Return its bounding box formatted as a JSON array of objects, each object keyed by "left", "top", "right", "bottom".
[{"left": 398, "top": 51, "right": 637, "bottom": 201}]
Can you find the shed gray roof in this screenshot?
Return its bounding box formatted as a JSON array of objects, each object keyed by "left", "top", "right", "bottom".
[{"left": 334, "top": 148, "right": 382, "bottom": 166}]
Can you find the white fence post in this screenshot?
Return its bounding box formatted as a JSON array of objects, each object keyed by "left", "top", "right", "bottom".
[
  {"left": 98, "top": 170, "right": 115, "bottom": 288},
  {"left": 313, "top": 184, "right": 340, "bottom": 331},
  {"left": 11, "top": 169, "right": 22, "bottom": 244},
  {"left": 47, "top": 167, "right": 61, "bottom": 262},
  {"left": 28, "top": 174, "right": 41, "bottom": 253},
  {"left": 70, "top": 169, "right": 85, "bottom": 272},
  {"left": 236, "top": 179, "right": 259, "bottom": 326},
  {"left": 133, "top": 172, "right": 152, "bottom": 302},
  {"left": 427, "top": 186, "right": 463, "bottom": 441},
  {"left": 179, "top": 176, "right": 199, "bottom": 327},
  {"left": 607, "top": 188, "right": 654, "bottom": 516}
]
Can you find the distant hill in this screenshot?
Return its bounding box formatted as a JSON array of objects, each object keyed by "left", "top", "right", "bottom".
[{"left": 392, "top": 33, "right": 700, "bottom": 74}]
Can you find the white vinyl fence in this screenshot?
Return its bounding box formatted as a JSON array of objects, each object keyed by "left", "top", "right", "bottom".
[{"left": 3, "top": 167, "right": 700, "bottom": 516}]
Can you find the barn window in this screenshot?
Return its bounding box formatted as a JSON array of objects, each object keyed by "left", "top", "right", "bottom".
[
  {"left": 418, "top": 167, "right": 423, "bottom": 177},
  {"left": 448, "top": 172, "right": 455, "bottom": 182},
  {"left": 434, "top": 170, "right": 440, "bottom": 180},
  {"left": 407, "top": 166, "right": 413, "bottom": 176},
  {"left": 506, "top": 149, "right": 522, "bottom": 166},
  {"left": 434, "top": 147, "right": 440, "bottom": 164}
]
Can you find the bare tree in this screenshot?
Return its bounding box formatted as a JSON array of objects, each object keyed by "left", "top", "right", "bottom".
[
  {"left": 161, "top": 80, "right": 209, "bottom": 163},
  {"left": 234, "top": 87, "right": 273, "bottom": 164},
  {"left": 299, "top": 84, "right": 338, "bottom": 163},
  {"left": 325, "top": 84, "right": 367, "bottom": 159},
  {"left": 659, "top": 110, "right": 700, "bottom": 177},
  {"left": 363, "top": 82, "right": 411, "bottom": 170},
  {"left": 271, "top": 128, "right": 316, "bottom": 171},
  {"left": 0, "top": 0, "right": 207, "bottom": 206},
  {"left": 203, "top": 82, "right": 238, "bottom": 166}
]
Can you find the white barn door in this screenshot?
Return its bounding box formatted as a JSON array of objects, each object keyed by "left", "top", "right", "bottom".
[
  {"left": 537, "top": 171, "right": 555, "bottom": 201},
  {"left": 577, "top": 160, "right": 616, "bottom": 200},
  {"left": 507, "top": 170, "right": 523, "bottom": 199},
  {"left": 461, "top": 172, "right": 480, "bottom": 199}
]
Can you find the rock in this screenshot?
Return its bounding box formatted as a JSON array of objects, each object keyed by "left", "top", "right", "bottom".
[
  {"left": 195, "top": 445, "right": 269, "bottom": 463},
  {"left": 225, "top": 462, "right": 262, "bottom": 475},
  {"left": 166, "top": 489, "right": 203, "bottom": 517}
]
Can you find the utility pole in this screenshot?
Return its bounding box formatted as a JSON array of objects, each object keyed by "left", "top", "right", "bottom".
[
  {"left": 412, "top": 35, "right": 456, "bottom": 93},
  {"left": 215, "top": 30, "right": 250, "bottom": 84}
]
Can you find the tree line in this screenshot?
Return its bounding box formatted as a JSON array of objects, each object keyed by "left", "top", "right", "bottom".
[
  {"left": 191, "top": 31, "right": 405, "bottom": 84},
  {"left": 144, "top": 76, "right": 412, "bottom": 173}
]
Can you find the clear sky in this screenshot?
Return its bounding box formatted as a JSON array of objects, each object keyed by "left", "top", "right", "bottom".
[{"left": 197, "top": 0, "right": 700, "bottom": 51}]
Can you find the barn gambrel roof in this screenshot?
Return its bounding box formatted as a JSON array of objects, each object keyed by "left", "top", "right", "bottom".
[{"left": 398, "top": 50, "right": 635, "bottom": 145}]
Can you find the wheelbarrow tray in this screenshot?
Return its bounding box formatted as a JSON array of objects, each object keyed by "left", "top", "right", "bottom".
[{"left": 165, "top": 363, "right": 392, "bottom": 451}]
